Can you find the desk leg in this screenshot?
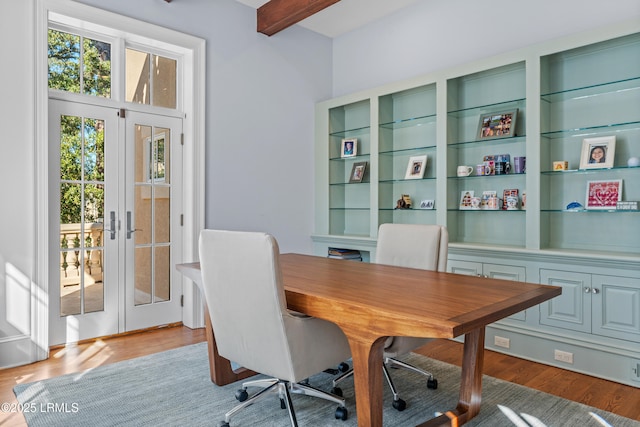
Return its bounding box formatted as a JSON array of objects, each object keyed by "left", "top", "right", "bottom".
[
  {"left": 417, "top": 327, "right": 486, "bottom": 427},
  {"left": 348, "top": 336, "right": 387, "bottom": 427},
  {"left": 203, "top": 304, "right": 257, "bottom": 385}
]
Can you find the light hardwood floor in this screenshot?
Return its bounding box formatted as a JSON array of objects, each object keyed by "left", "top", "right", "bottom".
[{"left": 1, "top": 325, "right": 638, "bottom": 426}]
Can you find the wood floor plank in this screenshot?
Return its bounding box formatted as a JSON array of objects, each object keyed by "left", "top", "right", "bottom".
[
  {"left": 1, "top": 327, "right": 638, "bottom": 425},
  {"left": 415, "top": 339, "right": 640, "bottom": 421}
]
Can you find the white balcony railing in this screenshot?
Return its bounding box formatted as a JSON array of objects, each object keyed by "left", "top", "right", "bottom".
[{"left": 60, "top": 223, "right": 104, "bottom": 288}]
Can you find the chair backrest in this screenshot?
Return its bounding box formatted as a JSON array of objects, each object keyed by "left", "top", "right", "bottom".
[
  {"left": 198, "top": 229, "right": 295, "bottom": 380},
  {"left": 375, "top": 224, "right": 448, "bottom": 272}
]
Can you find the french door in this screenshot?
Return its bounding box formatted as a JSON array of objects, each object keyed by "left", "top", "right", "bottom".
[
  {"left": 49, "top": 100, "right": 183, "bottom": 344},
  {"left": 124, "top": 111, "right": 183, "bottom": 331}
]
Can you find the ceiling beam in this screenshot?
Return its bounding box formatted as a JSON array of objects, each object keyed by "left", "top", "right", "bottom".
[{"left": 257, "top": 0, "right": 341, "bottom": 36}]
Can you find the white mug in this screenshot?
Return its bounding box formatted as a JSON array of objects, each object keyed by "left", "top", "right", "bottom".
[{"left": 457, "top": 165, "right": 473, "bottom": 177}]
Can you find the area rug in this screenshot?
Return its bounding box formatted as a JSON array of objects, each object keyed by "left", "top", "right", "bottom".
[{"left": 14, "top": 342, "right": 640, "bottom": 426}]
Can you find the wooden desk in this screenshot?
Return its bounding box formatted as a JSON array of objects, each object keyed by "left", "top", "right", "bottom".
[{"left": 177, "top": 254, "right": 560, "bottom": 427}]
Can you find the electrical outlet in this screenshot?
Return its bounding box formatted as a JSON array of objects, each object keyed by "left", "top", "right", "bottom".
[
  {"left": 554, "top": 350, "right": 573, "bottom": 364},
  {"left": 632, "top": 360, "right": 640, "bottom": 382},
  {"left": 494, "top": 336, "right": 510, "bottom": 349}
]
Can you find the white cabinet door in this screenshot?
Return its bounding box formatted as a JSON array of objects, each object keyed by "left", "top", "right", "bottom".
[
  {"left": 540, "top": 269, "right": 591, "bottom": 334},
  {"left": 592, "top": 275, "right": 640, "bottom": 342}
]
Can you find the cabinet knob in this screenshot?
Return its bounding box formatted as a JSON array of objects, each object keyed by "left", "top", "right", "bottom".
[
  {"left": 592, "top": 288, "right": 600, "bottom": 294},
  {"left": 584, "top": 287, "right": 591, "bottom": 293}
]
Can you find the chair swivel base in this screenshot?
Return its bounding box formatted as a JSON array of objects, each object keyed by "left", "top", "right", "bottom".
[
  {"left": 220, "top": 377, "right": 348, "bottom": 427},
  {"left": 331, "top": 356, "right": 437, "bottom": 411}
]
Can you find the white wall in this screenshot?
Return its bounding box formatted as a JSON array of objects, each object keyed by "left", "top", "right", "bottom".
[
  {"left": 332, "top": 0, "right": 640, "bottom": 96},
  {"left": 0, "top": 1, "right": 37, "bottom": 367},
  {"left": 75, "top": 0, "right": 333, "bottom": 254}
]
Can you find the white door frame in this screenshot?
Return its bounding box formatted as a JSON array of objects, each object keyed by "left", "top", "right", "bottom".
[{"left": 34, "top": 0, "right": 205, "bottom": 360}]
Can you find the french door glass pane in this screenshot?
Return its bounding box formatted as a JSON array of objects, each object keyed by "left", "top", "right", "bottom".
[
  {"left": 134, "top": 124, "right": 172, "bottom": 305},
  {"left": 154, "top": 246, "right": 170, "bottom": 302},
  {"left": 59, "top": 115, "right": 106, "bottom": 316},
  {"left": 134, "top": 247, "right": 152, "bottom": 306}
]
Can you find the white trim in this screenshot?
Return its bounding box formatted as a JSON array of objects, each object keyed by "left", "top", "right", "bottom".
[{"left": 34, "top": 0, "right": 206, "bottom": 359}]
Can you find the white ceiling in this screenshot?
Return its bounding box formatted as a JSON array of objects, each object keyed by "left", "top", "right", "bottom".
[{"left": 234, "top": 0, "right": 422, "bottom": 38}]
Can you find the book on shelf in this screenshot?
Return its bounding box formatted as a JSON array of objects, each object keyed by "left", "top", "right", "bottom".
[{"left": 327, "top": 247, "right": 362, "bottom": 261}]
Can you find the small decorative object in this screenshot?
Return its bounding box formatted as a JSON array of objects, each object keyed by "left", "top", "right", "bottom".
[
  {"left": 470, "top": 197, "right": 482, "bottom": 209},
  {"left": 395, "top": 194, "right": 412, "bottom": 209},
  {"left": 476, "top": 163, "right": 489, "bottom": 176},
  {"left": 459, "top": 191, "right": 474, "bottom": 210},
  {"left": 484, "top": 160, "right": 495, "bottom": 175},
  {"left": 505, "top": 196, "right": 519, "bottom": 210},
  {"left": 349, "top": 161, "right": 367, "bottom": 183},
  {"left": 617, "top": 201, "right": 639, "bottom": 210},
  {"left": 580, "top": 136, "right": 615, "bottom": 169},
  {"left": 553, "top": 161, "right": 569, "bottom": 171},
  {"left": 481, "top": 191, "right": 498, "bottom": 210},
  {"left": 628, "top": 156, "right": 640, "bottom": 167},
  {"left": 477, "top": 110, "right": 518, "bottom": 140},
  {"left": 586, "top": 179, "right": 622, "bottom": 210},
  {"left": 521, "top": 191, "right": 526, "bottom": 210},
  {"left": 502, "top": 189, "right": 519, "bottom": 210},
  {"left": 495, "top": 161, "right": 509, "bottom": 175},
  {"left": 419, "top": 199, "right": 434, "bottom": 209},
  {"left": 340, "top": 138, "right": 357, "bottom": 158},
  {"left": 457, "top": 165, "right": 473, "bottom": 176},
  {"left": 566, "top": 201, "right": 584, "bottom": 211},
  {"left": 514, "top": 156, "right": 526, "bottom": 174},
  {"left": 405, "top": 155, "right": 428, "bottom": 179}
]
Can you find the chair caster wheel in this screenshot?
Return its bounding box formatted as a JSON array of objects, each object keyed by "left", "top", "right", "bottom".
[
  {"left": 335, "top": 406, "right": 348, "bottom": 420},
  {"left": 427, "top": 378, "right": 438, "bottom": 389},
  {"left": 331, "top": 387, "right": 343, "bottom": 397},
  {"left": 392, "top": 398, "right": 407, "bottom": 411},
  {"left": 218, "top": 422, "right": 230, "bottom": 427},
  {"left": 235, "top": 389, "right": 248, "bottom": 402},
  {"left": 338, "top": 362, "right": 350, "bottom": 373}
]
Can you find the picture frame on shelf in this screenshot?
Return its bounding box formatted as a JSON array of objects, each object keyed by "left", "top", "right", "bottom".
[
  {"left": 341, "top": 138, "right": 357, "bottom": 158},
  {"left": 405, "top": 155, "right": 428, "bottom": 179},
  {"left": 477, "top": 109, "right": 518, "bottom": 140},
  {"left": 579, "top": 136, "right": 615, "bottom": 169},
  {"left": 585, "top": 179, "right": 622, "bottom": 210},
  {"left": 348, "top": 161, "right": 367, "bottom": 183}
]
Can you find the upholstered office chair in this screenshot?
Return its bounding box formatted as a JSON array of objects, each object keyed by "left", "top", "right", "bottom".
[
  {"left": 199, "top": 230, "right": 351, "bottom": 427},
  {"left": 332, "top": 223, "right": 448, "bottom": 411}
]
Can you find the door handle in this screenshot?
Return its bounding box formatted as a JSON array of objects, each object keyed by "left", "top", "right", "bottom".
[
  {"left": 104, "top": 211, "right": 117, "bottom": 240},
  {"left": 126, "top": 211, "right": 141, "bottom": 239}
]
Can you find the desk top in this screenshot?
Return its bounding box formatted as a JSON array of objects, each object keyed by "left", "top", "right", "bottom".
[{"left": 279, "top": 253, "right": 561, "bottom": 339}]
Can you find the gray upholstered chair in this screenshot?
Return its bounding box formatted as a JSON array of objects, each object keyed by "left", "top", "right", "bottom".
[
  {"left": 332, "top": 223, "right": 448, "bottom": 411},
  {"left": 199, "top": 230, "right": 351, "bottom": 427}
]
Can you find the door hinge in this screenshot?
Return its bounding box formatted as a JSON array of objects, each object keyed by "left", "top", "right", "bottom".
[
  {"left": 118, "top": 108, "right": 126, "bottom": 118},
  {"left": 180, "top": 295, "right": 184, "bottom": 307},
  {"left": 181, "top": 133, "right": 184, "bottom": 145},
  {"left": 180, "top": 214, "right": 184, "bottom": 226}
]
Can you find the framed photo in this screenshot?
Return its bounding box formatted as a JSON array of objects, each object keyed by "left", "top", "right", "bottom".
[
  {"left": 341, "top": 138, "right": 357, "bottom": 158},
  {"left": 579, "top": 136, "right": 615, "bottom": 169},
  {"left": 405, "top": 155, "right": 428, "bottom": 179},
  {"left": 586, "top": 179, "right": 622, "bottom": 210},
  {"left": 349, "top": 161, "right": 367, "bottom": 183},
  {"left": 477, "top": 109, "right": 518, "bottom": 140}
]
